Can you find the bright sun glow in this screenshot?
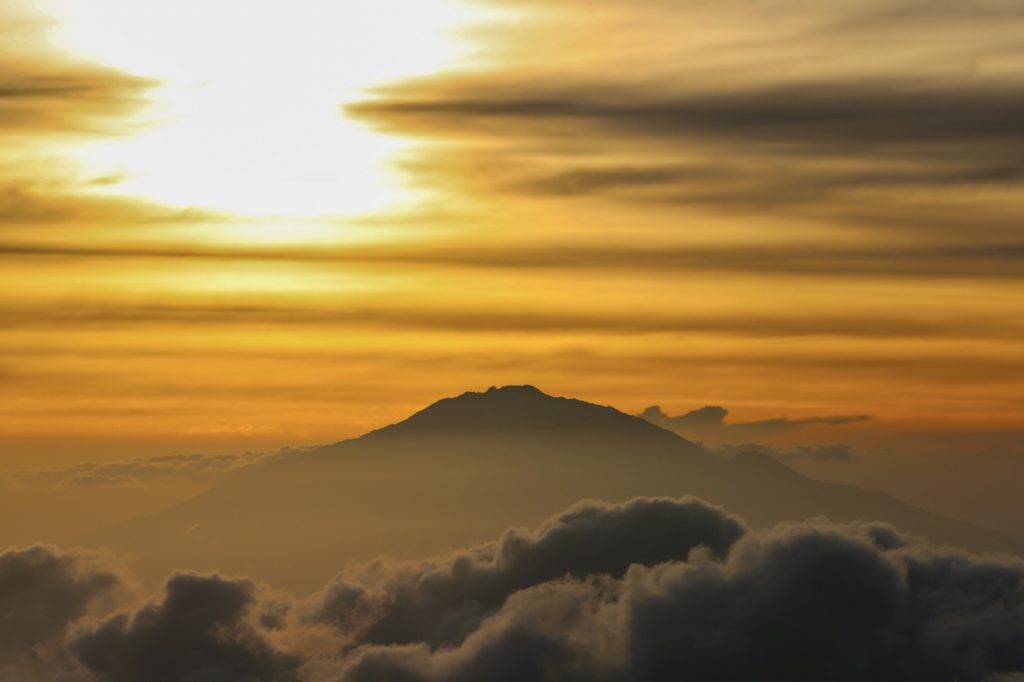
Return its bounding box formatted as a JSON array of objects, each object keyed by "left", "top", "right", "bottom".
[{"left": 45, "top": 0, "right": 478, "bottom": 220}]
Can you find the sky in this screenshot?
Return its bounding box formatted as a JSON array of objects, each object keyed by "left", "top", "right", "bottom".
[
  {"left": 4, "top": 3, "right": 1024, "bottom": 680},
  {"left": 1, "top": 1, "right": 1022, "bottom": 521}
]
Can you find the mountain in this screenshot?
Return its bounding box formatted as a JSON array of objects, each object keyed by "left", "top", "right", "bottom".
[{"left": 86, "top": 386, "right": 1022, "bottom": 592}]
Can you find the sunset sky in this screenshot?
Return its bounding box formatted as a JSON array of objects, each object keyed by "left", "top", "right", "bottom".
[
  {"left": 2, "top": 0, "right": 1022, "bottom": 490},
  {"left": 4, "top": 4, "right": 1024, "bottom": 681}
]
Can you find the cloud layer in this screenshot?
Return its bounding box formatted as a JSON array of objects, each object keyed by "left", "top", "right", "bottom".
[
  {"left": 5, "top": 451, "right": 278, "bottom": 491},
  {"left": 309, "top": 497, "right": 746, "bottom": 649},
  {"left": 71, "top": 573, "right": 303, "bottom": 682},
  {"left": 4, "top": 497, "right": 1024, "bottom": 681},
  {"left": 0, "top": 545, "right": 119, "bottom": 680},
  {"left": 329, "top": 511, "right": 1024, "bottom": 682}
]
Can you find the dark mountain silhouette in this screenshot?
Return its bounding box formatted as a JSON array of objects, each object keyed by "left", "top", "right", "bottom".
[
  {"left": 363, "top": 384, "right": 679, "bottom": 437},
  {"left": 86, "top": 386, "right": 1022, "bottom": 591}
]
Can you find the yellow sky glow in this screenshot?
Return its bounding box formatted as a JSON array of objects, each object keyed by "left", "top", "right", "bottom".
[
  {"left": 44, "top": 0, "right": 487, "bottom": 220},
  {"left": 0, "top": 0, "right": 1021, "bottom": 474}
]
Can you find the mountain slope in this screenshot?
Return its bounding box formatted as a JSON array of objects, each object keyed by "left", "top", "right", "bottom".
[{"left": 86, "top": 386, "right": 1021, "bottom": 591}]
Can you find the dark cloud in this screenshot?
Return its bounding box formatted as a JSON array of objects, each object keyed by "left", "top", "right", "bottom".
[
  {"left": 0, "top": 545, "right": 119, "bottom": 679},
  {"left": 640, "top": 404, "right": 871, "bottom": 443},
  {"left": 4, "top": 497, "right": 1024, "bottom": 680},
  {"left": 350, "top": 79, "right": 1024, "bottom": 243},
  {"left": 506, "top": 160, "right": 1024, "bottom": 229},
  {"left": 0, "top": 550, "right": 307, "bottom": 681},
  {"left": 3, "top": 241, "right": 1024, "bottom": 279},
  {"left": 336, "top": 518, "right": 1024, "bottom": 682},
  {"left": 70, "top": 573, "right": 303, "bottom": 682},
  {"left": 309, "top": 497, "right": 746, "bottom": 648},
  {"left": 0, "top": 63, "right": 151, "bottom": 137},
  {"left": 351, "top": 80, "right": 1024, "bottom": 155},
  {"left": 0, "top": 300, "right": 1021, "bottom": 342}
]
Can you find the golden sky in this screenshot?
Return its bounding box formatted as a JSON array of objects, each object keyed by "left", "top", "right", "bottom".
[{"left": 1, "top": 0, "right": 1022, "bottom": 474}]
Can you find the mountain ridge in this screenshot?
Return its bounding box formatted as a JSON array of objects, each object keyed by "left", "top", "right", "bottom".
[{"left": 84, "top": 385, "right": 1023, "bottom": 591}]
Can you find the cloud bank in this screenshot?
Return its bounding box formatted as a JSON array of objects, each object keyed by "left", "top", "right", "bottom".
[
  {"left": 0, "top": 545, "right": 119, "bottom": 680},
  {"left": 71, "top": 573, "right": 303, "bottom": 682},
  {"left": 3, "top": 497, "right": 1024, "bottom": 681},
  {"left": 335, "top": 519, "right": 1024, "bottom": 682},
  {"left": 308, "top": 497, "right": 747, "bottom": 649}
]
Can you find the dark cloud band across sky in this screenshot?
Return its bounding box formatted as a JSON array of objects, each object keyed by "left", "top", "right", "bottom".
[{"left": 2, "top": 242, "right": 1024, "bottom": 279}]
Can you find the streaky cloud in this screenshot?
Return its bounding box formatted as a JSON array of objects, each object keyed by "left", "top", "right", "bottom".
[
  {"left": 640, "top": 404, "right": 871, "bottom": 443},
  {"left": 2, "top": 241, "right": 1024, "bottom": 279},
  {"left": 1, "top": 300, "right": 1022, "bottom": 342}
]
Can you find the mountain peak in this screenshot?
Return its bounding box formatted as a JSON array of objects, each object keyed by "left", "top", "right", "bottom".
[
  {"left": 483, "top": 384, "right": 546, "bottom": 396},
  {"left": 361, "top": 385, "right": 690, "bottom": 442}
]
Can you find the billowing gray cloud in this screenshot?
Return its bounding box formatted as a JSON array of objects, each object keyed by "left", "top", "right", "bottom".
[
  {"left": 4, "top": 496, "right": 1024, "bottom": 681},
  {"left": 70, "top": 573, "right": 303, "bottom": 682},
  {"left": 0, "top": 552, "right": 308, "bottom": 681},
  {"left": 0, "top": 545, "right": 120, "bottom": 680},
  {"left": 309, "top": 497, "right": 746, "bottom": 648},
  {"left": 640, "top": 404, "right": 871, "bottom": 443},
  {"left": 336, "top": 519, "right": 1024, "bottom": 682}
]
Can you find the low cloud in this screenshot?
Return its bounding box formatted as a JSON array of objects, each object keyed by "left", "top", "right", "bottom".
[
  {"left": 5, "top": 450, "right": 296, "bottom": 491},
  {"left": 307, "top": 497, "right": 746, "bottom": 648},
  {"left": 3, "top": 496, "right": 1024, "bottom": 680},
  {"left": 61, "top": 474, "right": 144, "bottom": 490},
  {"left": 639, "top": 404, "right": 871, "bottom": 443},
  {"left": 70, "top": 573, "right": 303, "bottom": 682},
  {"left": 718, "top": 443, "right": 857, "bottom": 463},
  {"left": 335, "top": 518, "right": 1024, "bottom": 682},
  {"left": 0, "top": 545, "right": 120, "bottom": 680}
]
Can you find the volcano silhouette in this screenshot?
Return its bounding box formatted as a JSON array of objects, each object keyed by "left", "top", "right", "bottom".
[{"left": 87, "top": 386, "right": 1021, "bottom": 591}]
